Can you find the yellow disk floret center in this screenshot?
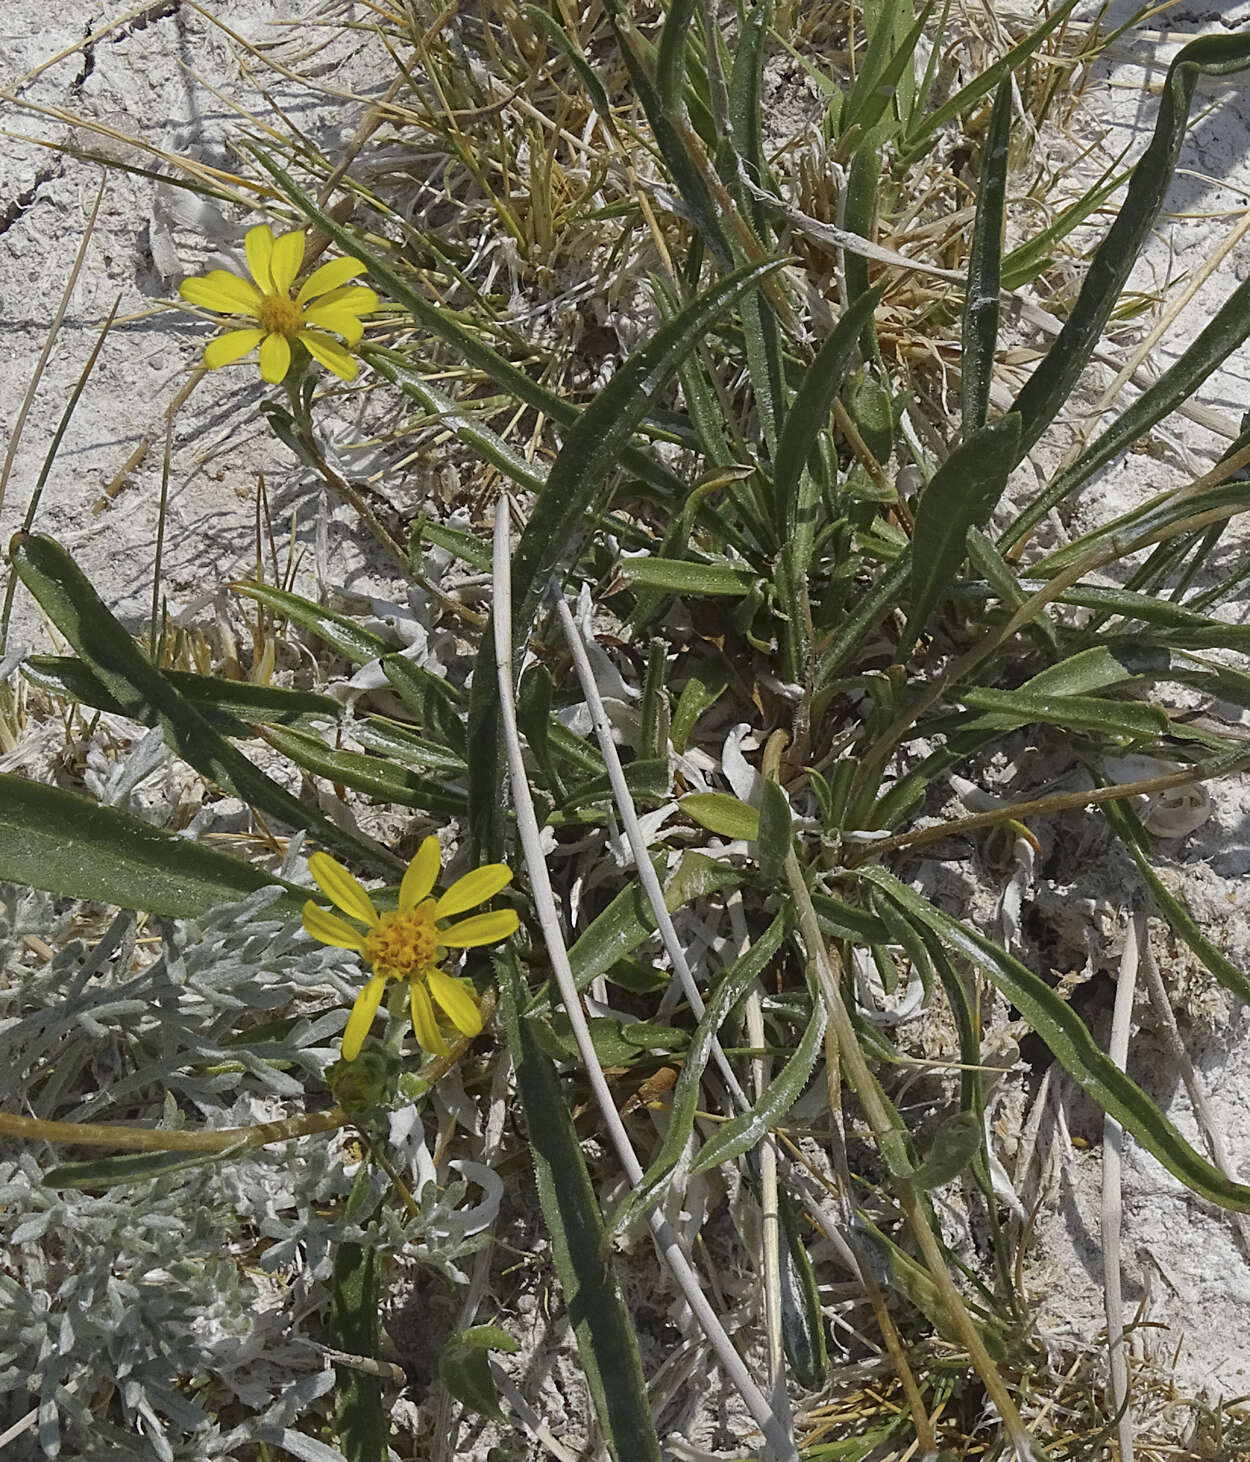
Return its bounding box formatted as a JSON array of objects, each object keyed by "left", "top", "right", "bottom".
[
  {"left": 363, "top": 909, "right": 440, "bottom": 978},
  {"left": 258, "top": 293, "right": 304, "bottom": 339}
]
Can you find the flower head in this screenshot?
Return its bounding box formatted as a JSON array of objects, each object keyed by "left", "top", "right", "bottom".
[
  {"left": 179, "top": 224, "right": 378, "bottom": 384},
  {"left": 302, "top": 840, "right": 518, "bottom": 1061}
]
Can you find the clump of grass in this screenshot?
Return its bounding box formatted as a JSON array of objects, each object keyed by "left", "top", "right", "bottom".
[{"left": 3, "top": 2, "right": 1250, "bottom": 1459}]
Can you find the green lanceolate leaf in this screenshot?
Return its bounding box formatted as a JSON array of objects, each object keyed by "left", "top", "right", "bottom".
[
  {"left": 611, "top": 911, "right": 789, "bottom": 1235},
  {"left": 814, "top": 555, "right": 910, "bottom": 691},
  {"left": 1102, "top": 797, "right": 1250, "bottom": 1007},
  {"left": 229, "top": 582, "right": 391, "bottom": 665},
  {"left": 904, "top": 412, "right": 1021, "bottom": 651},
  {"left": 859, "top": 866, "right": 1250, "bottom": 1211},
  {"left": 682, "top": 792, "right": 761, "bottom": 841},
  {"left": 657, "top": 0, "right": 699, "bottom": 108},
  {"left": 495, "top": 951, "right": 662, "bottom": 1462},
  {"left": 776, "top": 1187, "right": 827, "bottom": 1389},
  {"left": 953, "top": 686, "right": 1169, "bottom": 740},
  {"left": 1007, "top": 31, "right": 1250, "bottom": 463},
  {"left": 618, "top": 556, "right": 760, "bottom": 595},
  {"left": 260, "top": 725, "right": 468, "bottom": 814},
  {"left": 773, "top": 286, "right": 885, "bottom": 565},
  {"left": 437, "top": 1326, "right": 520, "bottom": 1427},
  {"left": 961, "top": 78, "right": 1011, "bottom": 439},
  {"left": 45, "top": 1149, "right": 235, "bottom": 1188},
  {"left": 353, "top": 717, "right": 466, "bottom": 776},
  {"left": 22, "top": 655, "right": 339, "bottom": 737},
  {"left": 9, "top": 534, "right": 399, "bottom": 875},
  {"left": 690, "top": 992, "right": 826, "bottom": 1174},
  {"left": 908, "top": 1110, "right": 984, "bottom": 1190},
  {"left": 0, "top": 774, "right": 304, "bottom": 918},
  {"left": 758, "top": 778, "right": 792, "bottom": 883}
]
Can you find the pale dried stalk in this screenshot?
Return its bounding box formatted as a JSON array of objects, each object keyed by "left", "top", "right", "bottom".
[{"left": 1104, "top": 910, "right": 1140, "bottom": 1462}]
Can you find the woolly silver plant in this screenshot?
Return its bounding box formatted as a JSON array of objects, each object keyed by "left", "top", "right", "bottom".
[{"left": 0, "top": 883, "right": 492, "bottom": 1460}]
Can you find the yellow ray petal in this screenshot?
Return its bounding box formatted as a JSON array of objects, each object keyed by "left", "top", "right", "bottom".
[
  {"left": 427, "top": 967, "right": 483, "bottom": 1038},
  {"left": 298, "top": 329, "right": 357, "bottom": 380},
  {"left": 245, "top": 224, "right": 275, "bottom": 292},
  {"left": 438, "top": 909, "right": 519, "bottom": 948},
  {"left": 202, "top": 328, "right": 264, "bottom": 369},
  {"left": 342, "top": 973, "right": 388, "bottom": 1061},
  {"left": 409, "top": 979, "right": 447, "bottom": 1055},
  {"left": 302, "top": 900, "right": 367, "bottom": 951},
  {"left": 301, "top": 284, "right": 377, "bottom": 313},
  {"left": 400, "top": 836, "right": 442, "bottom": 912},
  {"left": 309, "top": 851, "right": 379, "bottom": 926},
  {"left": 299, "top": 306, "right": 364, "bottom": 346},
  {"left": 435, "top": 864, "right": 513, "bottom": 919},
  {"left": 269, "top": 229, "right": 306, "bottom": 295},
  {"left": 179, "top": 271, "right": 263, "bottom": 316},
  {"left": 258, "top": 332, "right": 292, "bottom": 384},
  {"left": 297, "top": 256, "right": 368, "bottom": 303}
]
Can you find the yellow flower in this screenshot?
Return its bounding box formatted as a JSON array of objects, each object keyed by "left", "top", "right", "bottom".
[
  {"left": 179, "top": 224, "right": 378, "bottom": 384},
  {"left": 302, "top": 840, "right": 518, "bottom": 1061}
]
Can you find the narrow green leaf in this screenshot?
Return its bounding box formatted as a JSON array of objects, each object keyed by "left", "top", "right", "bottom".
[
  {"left": 353, "top": 716, "right": 466, "bottom": 776},
  {"left": 611, "top": 912, "right": 789, "bottom": 1234},
  {"left": 507, "top": 255, "right": 783, "bottom": 635},
  {"left": 657, "top": 0, "right": 699, "bottom": 108},
  {"left": 437, "top": 1326, "right": 520, "bottom": 1426},
  {"left": 954, "top": 686, "right": 1169, "bottom": 739},
  {"left": 961, "top": 78, "right": 1011, "bottom": 439},
  {"left": 909, "top": 1110, "right": 983, "bottom": 1190},
  {"left": 373, "top": 356, "right": 547, "bottom": 499},
  {"left": 728, "top": 1, "right": 787, "bottom": 457},
  {"left": 524, "top": 6, "right": 614, "bottom": 123},
  {"left": 604, "top": 1, "right": 735, "bottom": 267},
  {"left": 229, "top": 582, "right": 390, "bottom": 665},
  {"left": 776, "top": 1187, "right": 827, "bottom": 1388},
  {"left": 0, "top": 773, "right": 303, "bottom": 918},
  {"left": 841, "top": 0, "right": 901, "bottom": 135},
  {"left": 904, "top": 413, "right": 1021, "bottom": 649},
  {"left": 409, "top": 515, "right": 494, "bottom": 573},
  {"left": 773, "top": 287, "right": 885, "bottom": 562},
  {"left": 758, "top": 779, "right": 792, "bottom": 883},
  {"left": 618, "top": 556, "right": 760, "bottom": 595},
  {"left": 859, "top": 867, "right": 1250, "bottom": 1212},
  {"left": 682, "top": 792, "right": 761, "bottom": 841},
  {"left": 23, "top": 654, "right": 339, "bottom": 737},
  {"left": 813, "top": 556, "right": 910, "bottom": 690},
  {"left": 546, "top": 851, "right": 742, "bottom": 1011},
  {"left": 46, "top": 1147, "right": 236, "bottom": 1189},
  {"left": 10, "top": 533, "right": 399, "bottom": 873},
  {"left": 495, "top": 951, "right": 662, "bottom": 1462},
  {"left": 690, "top": 996, "right": 826, "bottom": 1174},
  {"left": 260, "top": 725, "right": 468, "bottom": 813},
  {"left": 1007, "top": 31, "right": 1250, "bottom": 462},
  {"left": 1030, "top": 478, "right": 1250, "bottom": 578}
]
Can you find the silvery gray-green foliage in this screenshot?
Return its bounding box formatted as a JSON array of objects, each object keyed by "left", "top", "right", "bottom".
[{"left": 0, "top": 887, "right": 491, "bottom": 1459}]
